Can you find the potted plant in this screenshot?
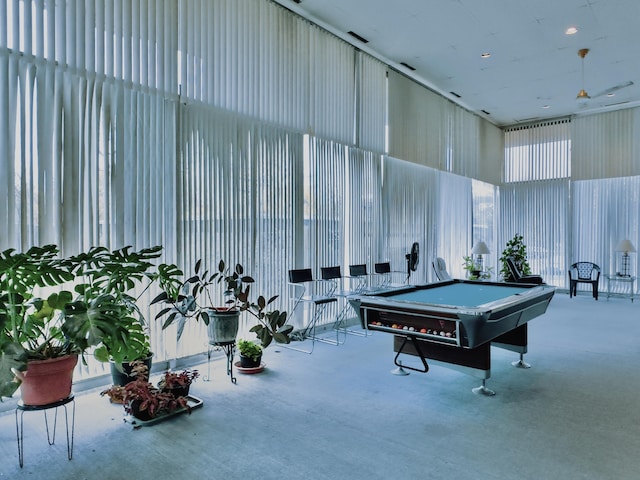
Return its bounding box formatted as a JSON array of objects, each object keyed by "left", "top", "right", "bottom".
[
  {"left": 102, "top": 377, "right": 191, "bottom": 421},
  {"left": 462, "top": 255, "right": 483, "bottom": 280},
  {"left": 102, "top": 362, "right": 193, "bottom": 420},
  {"left": 499, "top": 234, "right": 532, "bottom": 282},
  {"left": 0, "top": 245, "right": 134, "bottom": 404},
  {"left": 152, "top": 259, "right": 294, "bottom": 348},
  {"left": 65, "top": 245, "right": 173, "bottom": 386},
  {"left": 0, "top": 244, "right": 176, "bottom": 403},
  {"left": 462, "top": 256, "right": 493, "bottom": 280},
  {"left": 236, "top": 339, "right": 263, "bottom": 368},
  {"left": 157, "top": 368, "right": 199, "bottom": 398}
]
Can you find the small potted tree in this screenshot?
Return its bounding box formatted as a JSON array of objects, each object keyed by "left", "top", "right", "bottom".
[{"left": 499, "top": 234, "right": 532, "bottom": 282}]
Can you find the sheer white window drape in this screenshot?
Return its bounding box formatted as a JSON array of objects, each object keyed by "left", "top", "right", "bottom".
[
  {"left": 499, "top": 180, "right": 569, "bottom": 286},
  {"left": 572, "top": 177, "right": 640, "bottom": 287},
  {"left": 381, "top": 157, "right": 440, "bottom": 284},
  {"left": 436, "top": 172, "right": 473, "bottom": 280}
]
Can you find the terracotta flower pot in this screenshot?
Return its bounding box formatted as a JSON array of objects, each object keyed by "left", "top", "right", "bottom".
[{"left": 14, "top": 354, "right": 78, "bottom": 406}]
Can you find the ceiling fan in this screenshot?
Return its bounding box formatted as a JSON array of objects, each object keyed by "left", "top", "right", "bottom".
[{"left": 576, "top": 48, "right": 634, "bottom": 105}]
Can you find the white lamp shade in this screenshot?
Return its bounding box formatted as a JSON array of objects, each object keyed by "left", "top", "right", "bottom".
[
  {"left": 471, "top": 241, "right": 490, "bottom": 255},
  {"left": 615, "top": 239, "right": 636, "bottom": 253}
]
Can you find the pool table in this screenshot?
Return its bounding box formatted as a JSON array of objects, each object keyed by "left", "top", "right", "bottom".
[{"left": 349, "top": 279, "right": 555, "bottom": 395}]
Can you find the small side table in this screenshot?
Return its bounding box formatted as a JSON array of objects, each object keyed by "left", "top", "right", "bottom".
[
  {"left": 605, "top": 274, "right": 636, "bottom": 302},
  {"left": 15, "top": 394, "right": 75, "bottom": 468}
]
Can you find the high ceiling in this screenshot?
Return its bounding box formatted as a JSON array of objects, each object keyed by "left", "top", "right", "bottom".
[{"left": 275, "top": 0, "right": 640, "bottom": 127}]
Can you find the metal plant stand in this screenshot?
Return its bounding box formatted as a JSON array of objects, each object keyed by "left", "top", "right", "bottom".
[
  {"left": 206, "top": 340, "right": 237, "bottom": 384},
  {"left": 15, "top": 394, "right": 75, "bottom": 468}
]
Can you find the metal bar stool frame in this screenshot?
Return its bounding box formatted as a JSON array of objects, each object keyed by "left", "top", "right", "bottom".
[
  {"left": 374, "top": 261, "right": 408, "bottom": 288},
  {"left": 320, "top": 266, "right": 368, "bottom": 342},
  {"left": 284, "top": 268, "right": 338, "bottom": 354}
]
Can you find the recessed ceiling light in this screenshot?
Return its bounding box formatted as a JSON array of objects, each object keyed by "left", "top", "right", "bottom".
[
  {"left": 607, "top": 93, "right": 616, "bottom": 97},
  {"left": 480, "top": 53, "right": 491, "bottom": 58},
  {"left": 565, "top": 26, "right": 578, "bottom": 35},
  {"left": 543, "top": 105, "right": 550, "bottom": 109}
]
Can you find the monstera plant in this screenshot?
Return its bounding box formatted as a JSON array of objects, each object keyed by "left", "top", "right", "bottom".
[{"left": 0, "top": 244, "right": 170, "bottom": 402}]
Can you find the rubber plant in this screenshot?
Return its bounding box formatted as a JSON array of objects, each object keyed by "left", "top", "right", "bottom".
[{"left": 152, "top": 260, "right": 293, "bottom": 348}]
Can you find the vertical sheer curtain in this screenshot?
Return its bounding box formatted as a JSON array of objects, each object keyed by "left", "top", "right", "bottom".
[
  {"left": 472, "top": 179, "right": 497, "bottom": 277},
  {"left": 178, "top": 0, "right": 356, "bottom": 144},
  {"left": 176, "top": 104, "right": 304, "bottom": 356},
  {"left": 0, "top": 1, "right": 180, "bottom": 378},
  {"left": 572, "top": 177, "right": 640, "bottom": 288},
  {"left": 504, "top": 119, "right": 571, "bottom": 182},
  {"left": 436, "top": 172, "right": 473, "bottom": 280},
  {"left": 356, "top": 52, "right": 387, "bottom": 153},
  {"left": 346, "top": 148, "right": 383, "bottom": 268},
  {"left": 501, "top": 120, "right": 571, "bottom": 287},
  {"left": 570, "top": 108, "right": 640, "bottom": 289},
  {"left": 381, "top": 157, "right": 439, "bottom": 284},
  {"left": 499, "top": 180, "right": 569, "bottom": 287},
  {"left": 305, "top": 137, "right": 347, "bottom": 274}
]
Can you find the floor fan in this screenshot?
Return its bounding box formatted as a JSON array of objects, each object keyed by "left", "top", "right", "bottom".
[
  {"left": 392, "top": 241, "right": 420, "bottom": 376},
  {"left": 405, "top": 242, "right": 419, "bottom": 283}
]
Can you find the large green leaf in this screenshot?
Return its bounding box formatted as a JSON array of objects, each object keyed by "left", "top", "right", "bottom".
[{"left": 0, "top": 340, "right": 27, "bottom": 399}]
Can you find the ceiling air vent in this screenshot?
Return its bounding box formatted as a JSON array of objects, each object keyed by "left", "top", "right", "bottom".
[
  {"left": 481, "top": 110, "right": 490, "bottom": 115},
  {"left": 347, "top": 31, "right": 369, "bottom": 44},
  {"left": 400, "top": 62, "right": 416, "bottom": 71},
  {"left": 449, "top": 91, "right": 461, "bottom": 98}
]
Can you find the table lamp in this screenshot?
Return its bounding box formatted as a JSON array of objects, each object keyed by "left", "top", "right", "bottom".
[
  {"left": 615, "top": 239, "right": 636, "bottom": 277},
  {"left": 471, "top": 241, "right": 491, "bottom": 272}
]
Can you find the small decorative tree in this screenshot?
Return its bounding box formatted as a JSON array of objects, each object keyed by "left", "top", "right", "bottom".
[{"left": 499, "top": 234, "right": 532, "bottom": 282}]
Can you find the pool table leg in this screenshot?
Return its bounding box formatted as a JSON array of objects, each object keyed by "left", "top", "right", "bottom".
[
  {"left": 511, "top": 353, "right": 531, "bottom": 369},
  {"left": 472, "top": 379, "right": 496, "bottom": 396}
]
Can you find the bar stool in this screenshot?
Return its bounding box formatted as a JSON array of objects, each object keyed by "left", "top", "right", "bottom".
[
  {"left": 374, "top": 261, "right": 408, "bottom": 288},
  {"left": 320, "top": 266, "right": 363, "bottom": 342},
  {"left": 15, "top": 394, "right": 76, "bottom": 468},
  {"left": 285, "top": 268, "right": 337, "bottom": 353}
]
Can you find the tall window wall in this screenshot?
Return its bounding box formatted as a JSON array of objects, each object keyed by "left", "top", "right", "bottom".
[
  {"left": 501, "top": 111, "right": 640, "bottom": 289},
  {"left": 1, "top": 0, "right": 499, "bottom": 382},
  {"left": 501, "top": 120, "right": 571, "bottom": 287}
]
